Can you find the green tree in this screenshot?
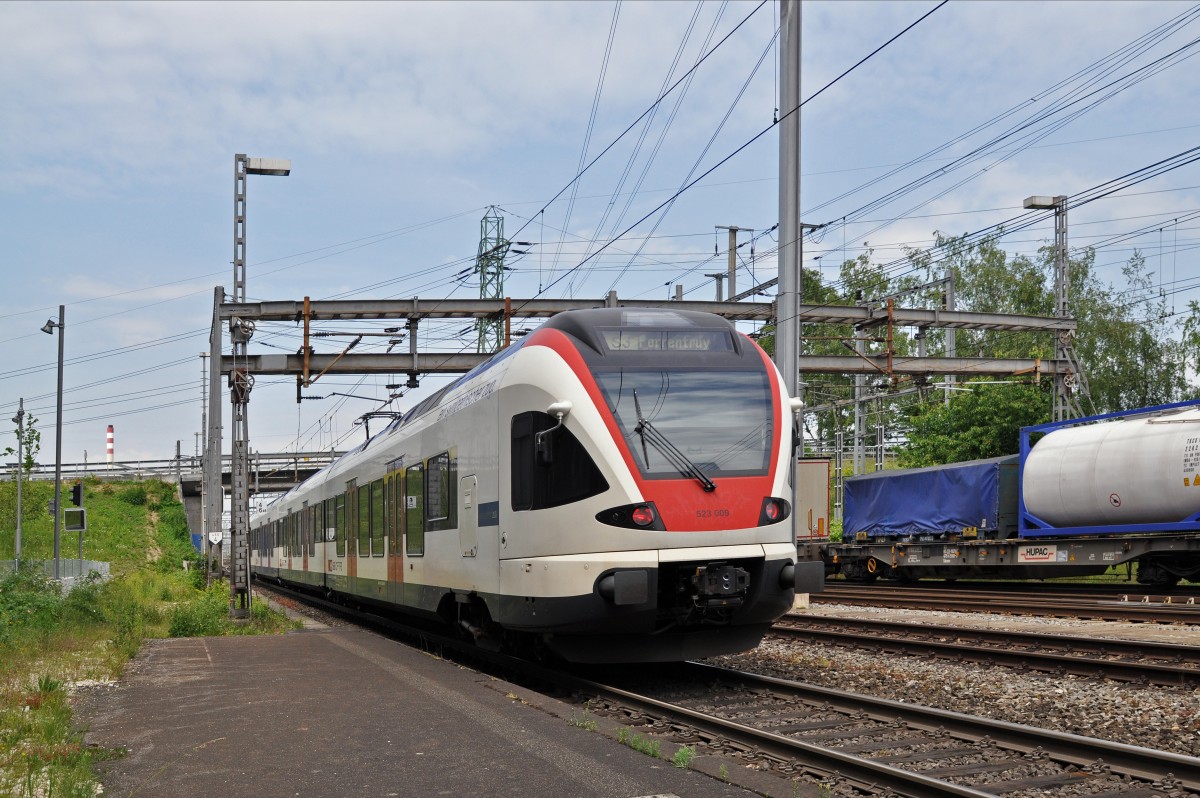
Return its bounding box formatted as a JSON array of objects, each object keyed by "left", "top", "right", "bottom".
[
  {"left": 898, "top": 382, "right": 1048, "bottom": 467},
  {"left": 1070, "top": 250, "right": 1187, "bottom": 412},
  {"left": 898, "top": 232, "right": 1194, "bottom": 466},
  {"left": 3, "top": 409, "right": 40, "bottom": 475}
]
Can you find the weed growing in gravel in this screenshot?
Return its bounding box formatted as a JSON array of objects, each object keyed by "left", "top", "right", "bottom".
[
  {"left": 671, "top": 744, "right": 695, "bottom": 768},
  {"left": 569, "top": 707, "right": 598, "bottom": 731},
  {"left": 0, "top": 669, "right": 116, "bottom": 798},
  {"left": 619, "top": 730, "right": 661, "bottom": 758}
]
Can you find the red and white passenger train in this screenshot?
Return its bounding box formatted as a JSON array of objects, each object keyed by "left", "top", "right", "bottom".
[{"left": 250, "top": 308, "right": 822, "bottom": 662}]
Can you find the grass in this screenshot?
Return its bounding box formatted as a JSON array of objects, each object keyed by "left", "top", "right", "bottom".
[
  {"left": 568, "top": 707, "right": 598, "bottom": 732},
  {"left": 671, "top": 744, "right": 695, "bottom": 769},
  {"left": 0, "top": 477, "right": 298, "bottom": 797},
  {"left": 616, "top": 726, "right": 662, "bottom": 759}
]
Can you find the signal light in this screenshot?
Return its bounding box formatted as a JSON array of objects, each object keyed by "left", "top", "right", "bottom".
[
  {"left": 70, "top": 482, "right": 83, "bottom": 507},
  {"left": 764, "top": 500, "right": 781, "bottom": 522},
  {"left": 630, "top": 505, "right": 655, "bottom": 527}
]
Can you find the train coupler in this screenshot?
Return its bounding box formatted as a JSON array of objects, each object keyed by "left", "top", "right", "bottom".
[{"left": 690, "top": 564, "right": 749, "bottom": 609}]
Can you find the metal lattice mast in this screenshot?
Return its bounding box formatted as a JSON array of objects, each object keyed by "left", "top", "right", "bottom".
[
  {"left": 227, "top": 153, "right": 290, "bottom": 619},
  {"left": 230, "top": 154, "right": 253, "bottom": 619},
  {"left": 475, "top": 206, "right": 509, "bottom": 353},
  {"left": 1026, "top": 194, "right": 1089, "bottom": 421}
]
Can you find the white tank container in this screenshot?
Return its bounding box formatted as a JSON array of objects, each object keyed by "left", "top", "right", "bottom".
[{"left": 1022, "top": 406, "right": 1200, "bottom": 528}]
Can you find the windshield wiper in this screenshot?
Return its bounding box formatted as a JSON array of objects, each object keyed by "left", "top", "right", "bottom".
[{"left": 632, "top": 390, "right": 716, "bottom": 492}]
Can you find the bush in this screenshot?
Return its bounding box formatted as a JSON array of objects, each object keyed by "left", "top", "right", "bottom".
[
  {"left": 118, "top": 485, "right": 147, "bottom": 506},
  {"left": 61, "top": 572, "right": 106, "bottom": 624},
  {"left": 0, "top": 566, "right": 63, "bottom": 643},
  {"left": 167, "top": 584, "right": 228, "bottom": 637}
]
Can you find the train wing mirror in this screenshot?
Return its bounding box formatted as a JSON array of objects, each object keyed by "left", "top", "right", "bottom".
[
  {"left": 789, "top": 397, "right": 804, "bottom": 453},
  {"left": 535, "top": 401, "right": 573, "bottom": 466}
]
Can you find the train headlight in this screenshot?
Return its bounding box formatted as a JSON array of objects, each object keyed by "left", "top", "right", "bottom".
[
  {"left": 631, "top": 505, "right": 655, "bottom": 527},
  {"left": 759, "top": 497, "right": 791, "bottom": 526},
  {"left": 595, "top": 502, "right": 665, "bottom": 530}
]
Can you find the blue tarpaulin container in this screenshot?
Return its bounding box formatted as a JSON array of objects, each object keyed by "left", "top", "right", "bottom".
[{"left": 844, "top": 455, "right": 1019, "bottom": 540}]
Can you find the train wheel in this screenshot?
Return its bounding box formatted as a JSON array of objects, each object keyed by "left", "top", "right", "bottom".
[
  {"left": 1137, "top": 559, "right": 1182, "bottom": 588},
  {"left": 842, "top": 560, "right": 879, "bottom": 584}
]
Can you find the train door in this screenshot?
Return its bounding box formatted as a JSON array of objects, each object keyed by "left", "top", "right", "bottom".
[
  {"left": 318, "top": 499, "right": 329, "bottom": 592},
  {"left": 301, "top": 501, "right": 310, "bottom": 578},
  {"left": 387, "top": 459, "right": 405, "bottom": 601},
  {"left": 346, "top": 480, "right": 359, "bottom": 590},
  {"left": 331, "top": 491, "right": 348, "bottom": 594},
  {"left": 312, "top": 501, "right": 321, "bottom": 588},
  {"left": 459, "top": 475, "right": 478, "bottom": 558},
  {"left": 404, "top": 462, "right": 425, "bottom": 606}
]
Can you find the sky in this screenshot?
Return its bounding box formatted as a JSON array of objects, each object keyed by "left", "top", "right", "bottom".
[{"left": 2, "top": 0, "right": 1199, "bottom": 468}]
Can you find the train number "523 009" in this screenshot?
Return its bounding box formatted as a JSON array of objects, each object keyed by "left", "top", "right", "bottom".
[{"left": 695, "top": 508, "right": 731, "bottom": 518}]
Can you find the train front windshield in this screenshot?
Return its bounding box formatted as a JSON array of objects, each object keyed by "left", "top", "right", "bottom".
[{"left": 595, "top": 369, "right": 774, "bottom": 479}]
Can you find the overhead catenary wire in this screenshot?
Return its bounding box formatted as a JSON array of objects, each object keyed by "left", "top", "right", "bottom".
[
  {"left": 553, "top": 0, "right": 622, "bottom": 295},
  {"left": 519, "top": 0, "right": 950, "bottom": 306}
]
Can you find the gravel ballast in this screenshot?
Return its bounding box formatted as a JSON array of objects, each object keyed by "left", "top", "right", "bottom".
[{"left": 710, "top": 603, "right": 1200, "bottom": 758}]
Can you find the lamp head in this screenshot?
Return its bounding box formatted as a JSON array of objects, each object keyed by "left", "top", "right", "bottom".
[{"left": 41, "top": 320, "right": 56, "bottom": 334}]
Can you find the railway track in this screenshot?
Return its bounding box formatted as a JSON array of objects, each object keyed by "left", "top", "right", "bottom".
[
  {"left": 815, "top": 582, "right": 1200, "bottom": 623},
  {"left": 773, "top": 615, "right": 1200, "bottom": 687},
  {"left": 585, "top": 661, "right": 1200, "bottom": 798},
  {"left": 257, "top": 580, "right": 1200, "bottom": 798}
]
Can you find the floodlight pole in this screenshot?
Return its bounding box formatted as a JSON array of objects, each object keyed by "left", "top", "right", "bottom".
[
  {"left": 229, "top": 154, "right": 290, "bottom": 619},
  {"left": 777, "top": 1, "right": 801, "bottom": 408},
  {"left": 13, "top": 398, "right": 24, "bottom": 566},
  {"left": 44, "top": 306, "right": 65, "bottom": 580}
]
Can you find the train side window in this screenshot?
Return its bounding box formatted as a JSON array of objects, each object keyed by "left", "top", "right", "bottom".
[
  {"left": 406, "top": 463, "right": 424, "bottom": 556},
  {"left": 511, "top": 411, "right": 609, "bottom": 511},
  {"left": 335, "top": 493, "right": 346, "bottom": 557},
  {"left": 425, "top": 452, "right": 456, "bottom": 533},
  {"left": 370, "top": 478, "right": 385, "bottom": 557}
]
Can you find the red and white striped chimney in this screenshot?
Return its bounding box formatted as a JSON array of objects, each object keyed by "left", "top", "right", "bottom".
[{"left": 106, "top": 425, "right": 114, "bottom": 465}]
